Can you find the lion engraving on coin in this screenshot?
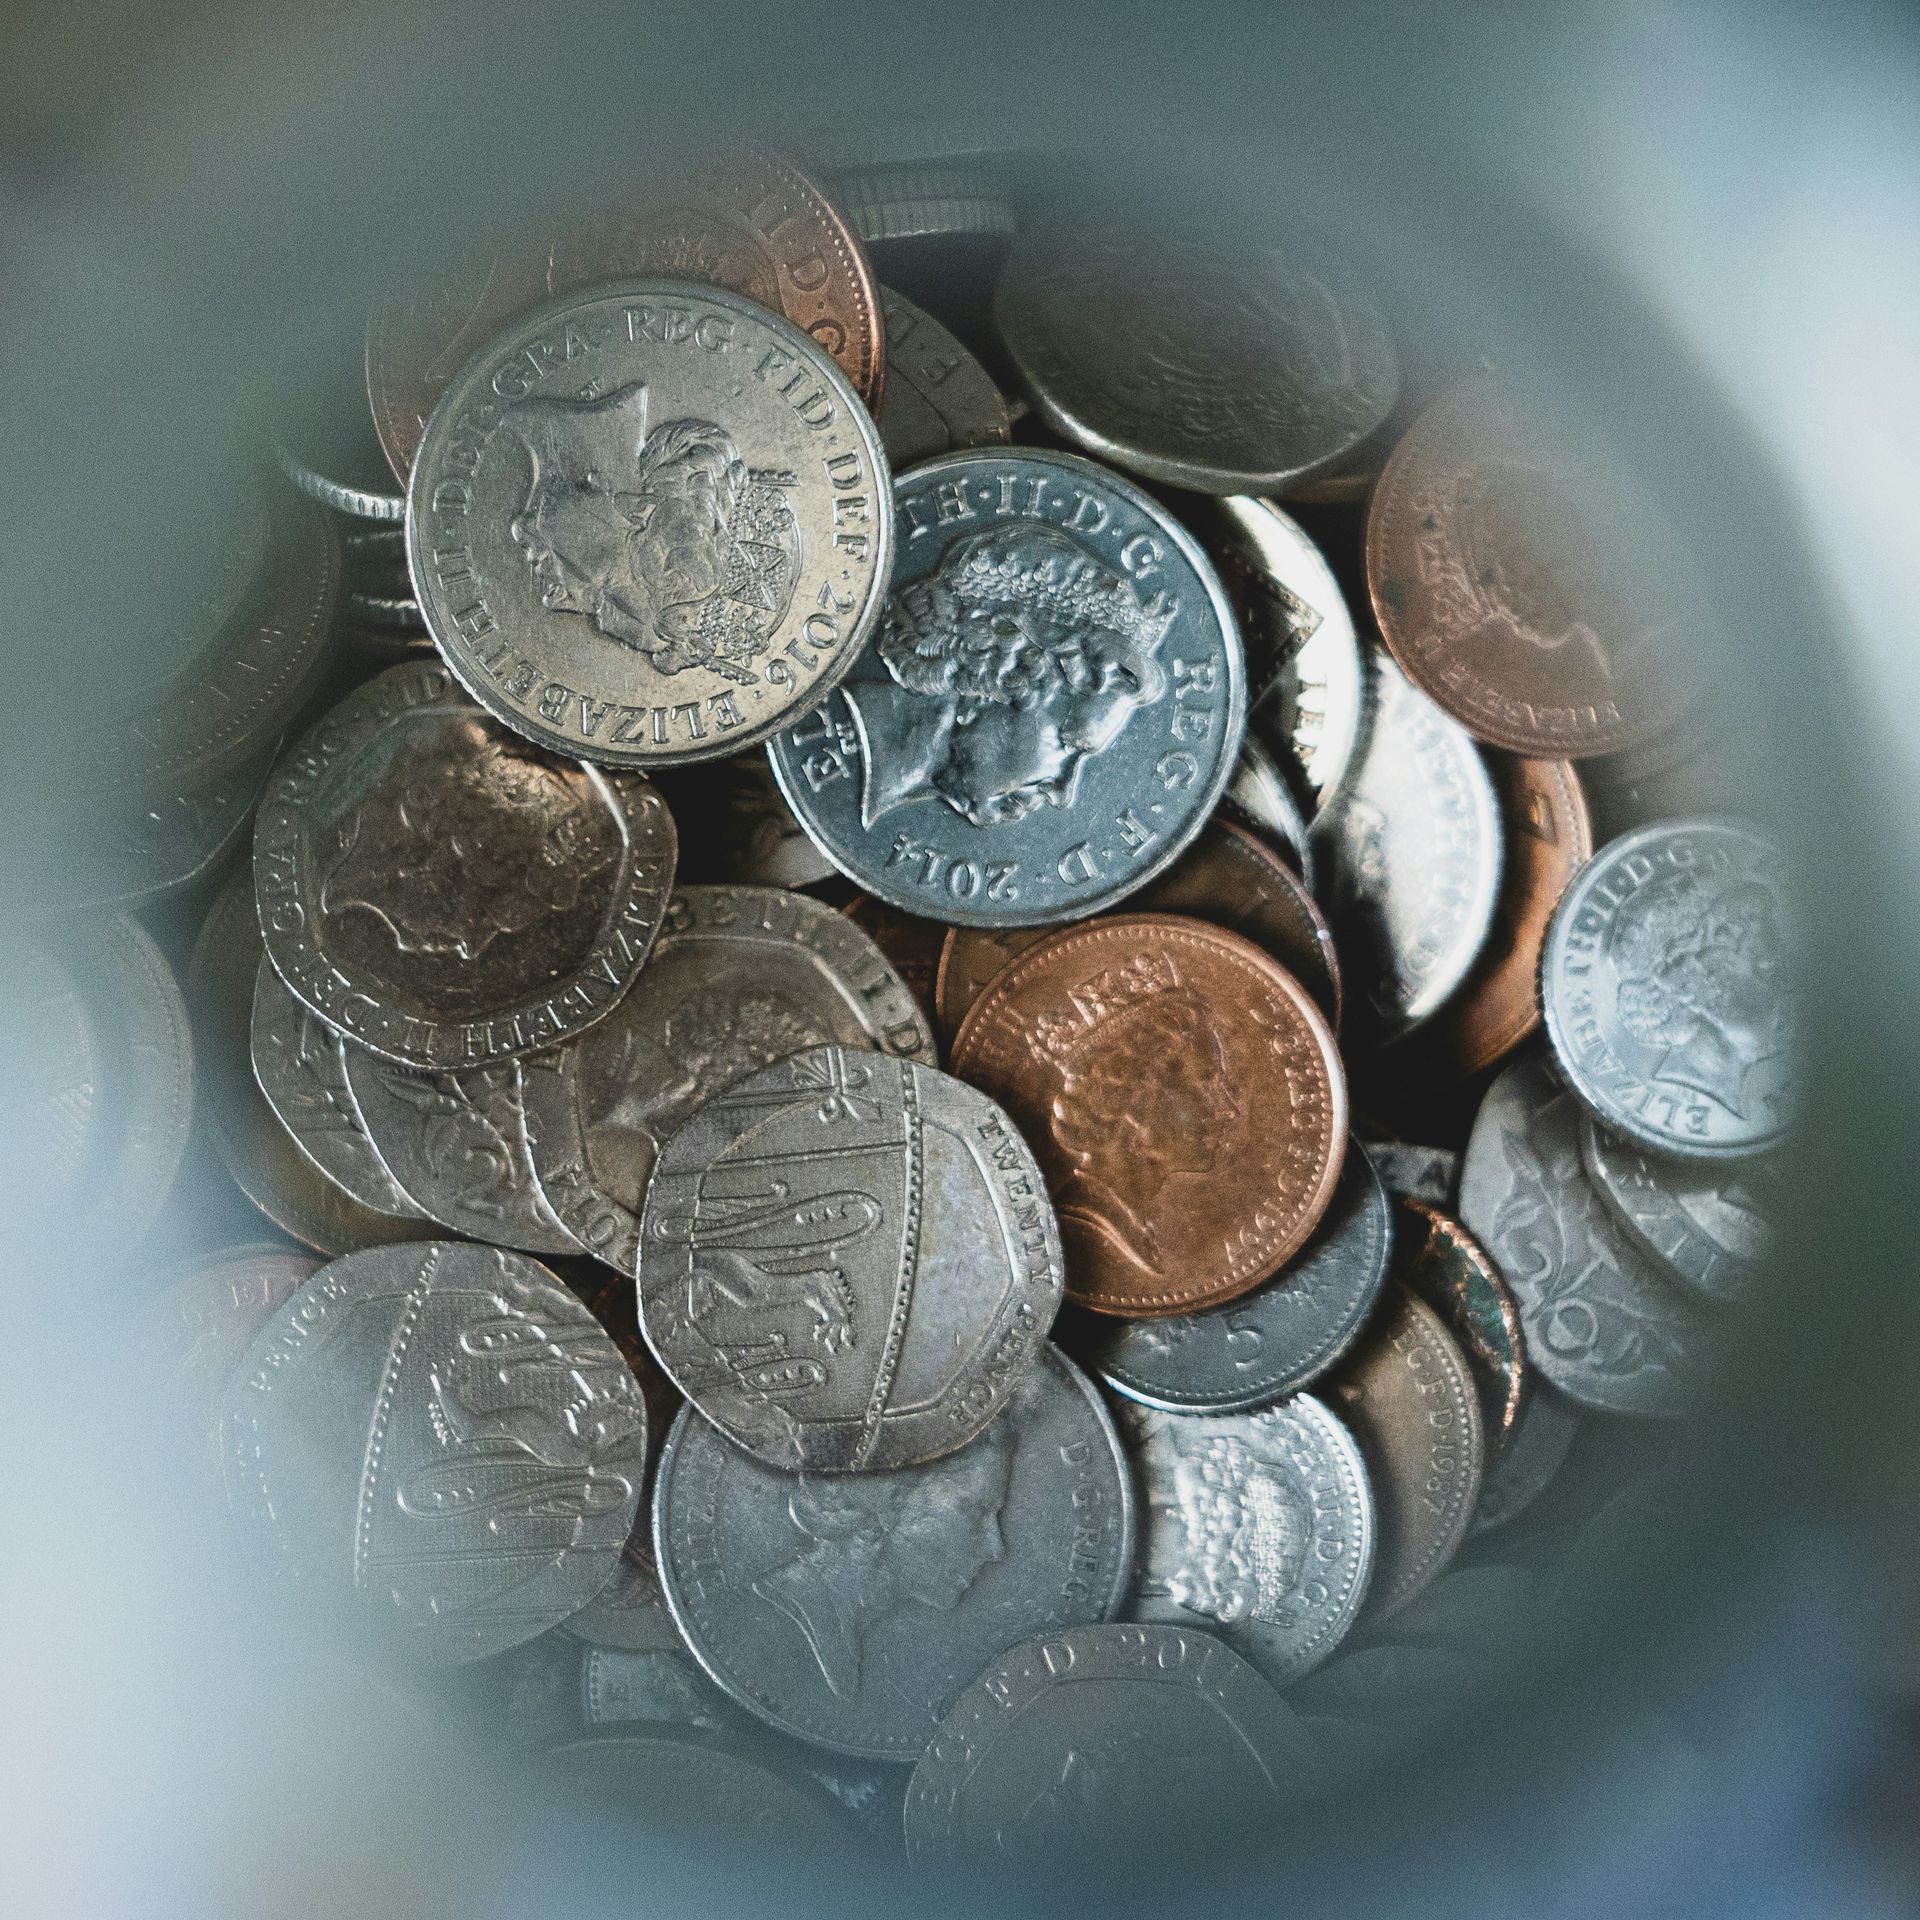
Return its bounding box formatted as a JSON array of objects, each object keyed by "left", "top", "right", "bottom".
[
  {"left": 852, "top": 525, "right": 1175, "bottom": 829},
  {"left": 1145, "top": 1431, "right": 1314, "bottom": 1629},
  {"left": 506, "top": 381, "right": 800, "bottom": 684}
]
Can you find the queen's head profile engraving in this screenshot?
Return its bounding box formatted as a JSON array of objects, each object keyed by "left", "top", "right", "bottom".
[{"left": 853, "top": 525, "right": 1175, "bottom": 829}]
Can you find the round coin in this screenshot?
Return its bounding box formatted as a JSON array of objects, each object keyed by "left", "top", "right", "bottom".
[
  {"left": 1222, "top": 733, "right": 1315, "bottom": 887},
  {"left": 1470, "top": 1381, "right": 1581, "bottom": 1537},
  {"left": 767, "top": 448, "right": 1246, "bottom": 928},
  {"left": 1540, "top": 817, "right": 1793, "bottom": 1160},
  {"left": 829, "top": 159, "right": 1016, "bottom": 245},
  {"left": 637, "top": 1044, "right": 1060, "bottom": 1472},
  {"left": 222, "top": 1240, "right": 649, "bottom": 1664},
  {"left": 877, "top": 285, "right": 1011, "bottom": 470},
  {"left": 1361, "top": 1137, "right": 1459, "bottom": 1207},
  {"left": 1117, "top": 1393, "right": 1375, "bottom": 1685},
  {"left": 839, "top": 895, "right": 943, "bottom": 1029},
  {"left": 950, "top": 915, "right": 1346, "bottom": 1317},
  {"left": 405, "top": 280, "right": 893, "bottom": 768},
  {"left": 652, "top": 1343, "right": 1132, "bottom": 1761},
  {"left": 254, "top": 659, "right": 677, "bottom": 1070},
  {"left": 668, "top": 754, "right": 837, "bottom": 889}
]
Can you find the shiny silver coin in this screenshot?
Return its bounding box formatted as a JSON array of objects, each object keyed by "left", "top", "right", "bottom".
[
  {"left": 275, "top": 440, "right": 405, "bottom": 522},
  {"left": 1470, "top": 1381, "right": 1581, "bottom": 1536},
  {"left": 994, "top": 218, "right": 1398, "bottom": 495},
  {"left": 1580, "top": 1116, "right": 1774, "bottom": 1303},
  {"left": 637, "top": 1044, "right": 1061, "bottom": 1472},
  {"left": 406, "top": 280, "right": 893, "bottom": 769},
  {"left": 652, "top": 1344, "right": 1132, "bottom": 1761},
  {"left": 1458, "top": 1054, "right": 1712, "bottom": 1418},
  {"left": 1541, "top": 816, "right": 1793, "bottom": 1161},
  {"left": 524, "top": 887, "right": 935, "bottom": 1269},
  {"left": 1067, "top": 1140, "right": 1393, "bottom": 1413},
  {"left": 1117, "top": 1393, "right": 1375, "bottom": 1686},
  {"left": 1309, "top": 651, "right": 1502, "bottom": 1039},
  {"left": 583, "top": 1644, "right": 744, "bottom": 1737},
  {"left": 876, "top": 285, "right": 1011, "bottom": 470},
  {"left": 829, "top": 160, "right": 1016, "bottom": 244},
  {"left": 768, "top": 448, "right": 1246, "bottom": 928},
  {"left": 254, "top": 659, "right": 676, "bottom": 1070},
  {"left": 902, "top": 1621, "right": 1313, "bottom": 1873},
  {"left": 1223, "top": 731, "right": 1316, "bottom": 889},
  {"left": 1361, "top": 1137, "right": 1460, "bottom": 1207},
  {"left": 221, "top": 1240, "right": 648, "bottom": 1665}
]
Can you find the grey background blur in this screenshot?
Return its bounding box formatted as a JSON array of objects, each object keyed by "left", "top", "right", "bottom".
[{"left": 3, "top": 2, "right": 1917, "bottom": 1913}]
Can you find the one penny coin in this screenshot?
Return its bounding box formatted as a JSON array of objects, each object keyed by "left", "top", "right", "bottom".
[{"left": 949, "top": 914, "right": 1347, "bottom": 1318}]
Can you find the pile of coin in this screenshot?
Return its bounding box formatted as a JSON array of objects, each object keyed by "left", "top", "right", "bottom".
[{"left": 34, "top": 150, "right": 1791, "bottom": 1879}]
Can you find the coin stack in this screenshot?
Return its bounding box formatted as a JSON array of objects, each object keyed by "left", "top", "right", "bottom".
[{"left": 48, "top": 151, "right": 1790, "bottom": 1879}]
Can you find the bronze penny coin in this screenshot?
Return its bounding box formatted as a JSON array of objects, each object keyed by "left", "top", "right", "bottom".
[
  {"left": 933, "top": 817, "right": 1341, "bottom": 1045},
  {"left": 1366, "top": 383, "right": 1688, "bottom": 758},
  {"left": 366, "top": 152, "right": 883, "bottom": 481},
  {"left": 1429, "top": 753, "right": 1591, "bottom": 1073},
  {"left": 838, "top": 893, "right": 944, "bottom": 1033},
  {"left": 949, "top": 914, "right": 1347, "bottom": 1318}
]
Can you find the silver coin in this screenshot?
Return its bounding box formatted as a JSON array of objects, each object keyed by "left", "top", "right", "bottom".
[
  {"left": 652, "top": 1343, "right": 1132, "bottom": 1761},
  {"left": 1580, "top": 1117, "right": 1774, "bottom": 1303},
  {"left": 1206, "top": 496, "right": 1367, "bottom": 811},
  {"left": 254, "top": 659, "right": 677, "bottom": 1070},
  {"left": 1470, "top": 1381, "right": 1581, "bottom": 1536},
  {"left": 249, "top": 957, "right": 425, "bottom": 1220},
  {"left": 406, "top": 279, "right": 893, "bottom": 768},
  {"left": 522, "top": 885, "right": 935, "bottom": 1268},
  {"left": 1458, "top": 1054, "right": 1713, "bottom": 1417},
  {"left": 768, "top": 448, "right": 1246, "bottom": 928},
  {"left": 275, "top": 440, "right": 406, "bottom": 522},
  {"left": 130, "top": 485, "right": 274, "bottom": 703},
  {"left": 876, "top": 285, "right": 1011, "bottom": 471},
  {"left": 1067, "top": 1140, "right": 1393, "bottom": 1413},
  {"left": 1117, "top": 1393, "right": 1375, "bottom": 1686},
  {"left": 637, "top": 1044, "right": 1061, "bottom": 1472},
  {"left": 583, "top": 1645, "right": 743, "bottom": 1737},
  {"left": 1361, "top": 1137, "right": 1460, "bottom": 1207},
  {"left": 902, "top": 1621, "right": 1313, "bottom": 1873},
  {"left": 994, "top": 218, "right": 1398, "bottom": 495},
  {"left": 1223, "top": 732, "right": 1316, "bottom": 889},
  {"left": 221, "top": 1240, "right": 648, "bottom": 1664},
  {"left": 1541, "top": 816, "right": 1793, "bottom": 1160},
  {"left": 1309, "top": 651, "right": 1502, "bottom": 1039},
  {"left": 9, "top": 937, "right": 101, "bottom": 1241},
  {"left": 830, "top": 161, "right": 1016, "bottom": 244}
]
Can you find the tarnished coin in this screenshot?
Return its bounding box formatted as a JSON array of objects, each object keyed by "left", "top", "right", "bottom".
[
  {"left": 1541, "top": 817, "right": 1793, "bottom": 1160},
  {"left": 1580, "top": 1118, "right": 1774, "bottom": 1304},
  {"left": 768, "top": 448, "right": 1246, "bottom": 928},
  {"left": 367, "top": 153, "right": 885, "bottom": 479},
  {"left": 933, "top": 816, "right": 1341, "bottom": 1042},
  {"left": 1323, "top": 1284, "right": 1484, "bottom": 1619},
  {"left": 522, "top": 886, "right": 937, "bottom": 1269},
  {"left": 877, "top": 285, "right": 1011, "bottom": 470},
  {"left": 1117, "top": 1394, "right": 1375, "bottom": 1686},
  {"left": 1459, "top": 1054, "right": 1713, "bottom": 1417},
  {"left": 950, "top": 916, "right": 1346, "bottom": 1318},
  {"left": 1362, "top": 1138, "right": 1459, "bottom": 1207},
  {"left": 1470, "top": 1383, "right": 1581, "bottom": 1537},
  {"left": 829, "top": 159, "right": 1017, "bottom": 244},
  {"left": 1222, "top": 733, "right": 1315, "bottom": 888},
  {"left": 405, "top": 280, "right": 892, "bottom": 768},
  {"left": 902, "top": 1622, "right": 1312, "bottom": 1873},
  {"left": 994, "top": 218, "right": 1398, "bottom": 494},
  {"left": 254, "top": 660, "right": 676, "bottom": 1070},
  {"left": 222, "top": 1241, "right": 649, "bottom": 1665},
  {"left": 653, "top": 1344, "right": 1132, "bottom": 1761},
  {"left": 583, "top": 1646, "right": 742, "bottom": 1736},
  {"left": 1062, "top": 1140, "right": 1392, "bottom": 1412},
  {"left": 1309, "top": 652, "right": 1502, "bottom": 1039},
  {"left": 637, "top": 1044, "right": 1059, "bottom": 1472}
]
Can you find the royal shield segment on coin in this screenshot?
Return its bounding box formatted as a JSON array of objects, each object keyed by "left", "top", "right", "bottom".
[
  {"left": 254, "top": 659, "right": 676, "bottom": 1070},
  {"left": 404, "top": 280, "right": 893, "bottom": 768},
  {"left": 767, "top": 448, "right": 1246, "bottom": 927},
  {"left": 652, "top": 1344, "right": 1132, "bottom": 1761},
  {"left": 637, "top": 1044, "right": 1062, "bottom": 1472}
]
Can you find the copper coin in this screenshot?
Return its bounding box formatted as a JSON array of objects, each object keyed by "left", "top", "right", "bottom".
[
  {"left": 949, "top": 914, "right": 1347, "bottom": 1318},
  {"left": 1430, "top": 753, "right": 1591, "bottom": 1072},
  {"left": 838, "top": 893, "right": 944, "bottom": 1032},
  {"left": 366, "top": 153, "right": 883, "bottom": 482},
  {"left": 1366, "top": 383, "right": 1687, "bottom": 757},
  {"left": 933, "top": 817, "right": 1341, "bottom": 1044}
]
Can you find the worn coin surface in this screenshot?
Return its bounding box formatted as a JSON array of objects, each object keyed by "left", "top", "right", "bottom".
[
  {"left": 768, "top": 448, "right": 1246, "bottom": 928},
  {"left": 583, "top": 1645, "right": 742, "bottom": 1736},
  {"left": 995, "top": 219, "right": 1398, "bottom": 494},
  {"left": 951, "top": 916, "right": 1346, "bottom": 1317},
  {"left": 254, "top": 660, "right": 676, "bottom": 1070},
  {"left": 877, "top": 285, "right": 1011, "bottom": 470},
  {"left": 637, "top": 1044, "right": 1059, "bottom": 1471},
  {"left": 839, "top": 896, "right": 944, "bottom": 1031},
  {"left": 653, "top": 1344, "right": 1132, "bottom": 1761},
  {"left": 222, "top": 1240, "right": 649, "bottom": 1664},
  {"left": 1118, "top": 1393, "right": 1375, "bottom": 1686},
  {"left": 1222, "top": 733, "right": 1316, "bottom": 888},
  {"left": 1062, "top": 1140, "right": 1392, "bottom": 1412},
  {"left": 1323, "top": 1283, "right": 1484, "bottom": 1619},
  {"left": 405, "top": 280, "right": 893, "bottom": 768},
  {"left": 1310, "top": 652, "right": 1502, "bottom": 1040},
  {"left": 1362, "top": 1138, "right": 1460, "bottom": 1207},
  {"left": 1541, "top": 817, "right": 1792, "bottom": 1160},
  {"left": 1459, "top": 1054, "right": 1712, "bottom": 1417},
  {"left": 522, "top": 885, "right": 936, "bottom": 1269}
]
